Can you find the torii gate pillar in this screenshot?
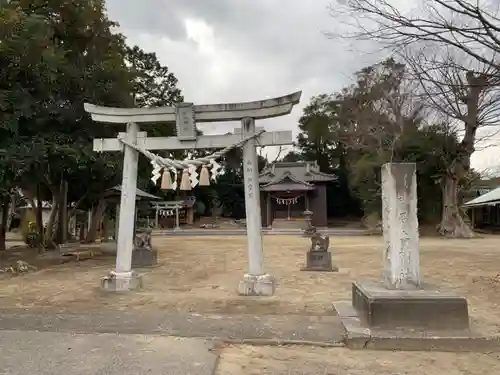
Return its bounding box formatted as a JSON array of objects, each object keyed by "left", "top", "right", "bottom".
[
  {"left": 237, "top": 117, "right": 274, "bottom": 295},
  {"left": 85, "top": 91, "right": 301, "bottom": 294}
]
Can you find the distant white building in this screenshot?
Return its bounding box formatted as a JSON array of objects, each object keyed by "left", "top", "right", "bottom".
[{"left": 18, "top": 201, "right": 53, "bottom": 227}]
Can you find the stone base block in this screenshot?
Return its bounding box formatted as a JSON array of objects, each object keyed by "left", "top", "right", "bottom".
[
  {"left": 352, "top": 280, "right": 469, "bottom": 330},
  {"left": 333, "top": 301, "right": 500, "bottom": 352},
  {"left": 101, "top": 271, "right": 143, "bottom": 292},
  {"left": 132, "top": 249, "right": 158, "bottom": 268},
  {"left": 237, "top": 273, "right": 276, "bottom": 296},
  {"left": 300, "top": 251, "right": 338, "bottom": 272}
]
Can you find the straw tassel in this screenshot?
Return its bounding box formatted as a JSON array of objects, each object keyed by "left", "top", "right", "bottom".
[
  {"left": 170, "top": 167, "right": 178, "bottom": 190},
  {"left": 179, "top": 168, "right": 192, "bottom": 191},
  {"left": 199, "top": 165, "right": 210, "bottom": 186},
  {"left": 160, "top": 169, "right": 172, "bottom": 190}
]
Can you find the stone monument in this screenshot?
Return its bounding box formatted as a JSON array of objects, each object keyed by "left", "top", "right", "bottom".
[
  {"left": 333, "top": 163, "right": 470, "bottom": 346},
  {"left": 300, "top": 211, "right": 337, "bottom": 272}
]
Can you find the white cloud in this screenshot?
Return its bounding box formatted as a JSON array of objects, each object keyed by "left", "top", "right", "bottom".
[{"left": 105, "top": 0, "right": 500, "bottom": 171}]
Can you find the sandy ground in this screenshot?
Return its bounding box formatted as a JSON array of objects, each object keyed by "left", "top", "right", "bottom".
[
  {"left": 0, "top": 236, "right": 499, "bottom": 330},
  {"left": 2, "top": 235, "right": 500, "bottom": 373},
  {"left": 215, "top": 344, "right": 500, "bottom": 375}
]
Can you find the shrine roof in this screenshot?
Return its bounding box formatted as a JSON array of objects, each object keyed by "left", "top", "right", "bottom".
[
  {"left": 260, "top": 172, "right": 315, "bottom": 191},
  {"left": 261, "top": 181, "right": 315, "bottom": 192},
  {"left": 106, "top": 185, "right": 161, "bottom": 200},
  {"left": 259, "top": 161, "right": 337, "bottom": 185},
  {"left": 463, "top": 186, "right": 500, "bottom": 207}
]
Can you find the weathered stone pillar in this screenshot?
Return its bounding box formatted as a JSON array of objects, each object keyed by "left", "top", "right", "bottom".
[
  {"left": 237, "top": 117, "right": 275, "bottom": 296},
  {"left": 381, "top": 162, "right": 420, "bottom": 289},
  {"left": 102, "top": 122, "right": 142, "bottom": 291}
]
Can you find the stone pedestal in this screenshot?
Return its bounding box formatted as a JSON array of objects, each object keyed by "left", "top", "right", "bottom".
[
  {"left": 351, "top": 281, "right": 469, "bottom": 329},
  {"left": 334, "top": 163, "right": 473, "bottom": 350},
  {"left": 101, "top": 271, "right": 142, "bottom": 292},
  {"left": 237, "top": 273, "right": 276, "bottom": 296},
  {"left": 131, "top": 228, "right": 157, "bottom": 267},
  {"left": 301, "top": 226, "right": 336, "bottom": 271},
  {"left": 301, "top": 251, "right": 338, "bottom": 272},
  {"left": 132, "top": 249, "right": 158, "bottom": 268}
]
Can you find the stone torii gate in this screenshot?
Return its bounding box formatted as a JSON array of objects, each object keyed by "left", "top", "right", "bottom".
[{"left": 84, "top": 92, "right": 301, "bottom": 294}]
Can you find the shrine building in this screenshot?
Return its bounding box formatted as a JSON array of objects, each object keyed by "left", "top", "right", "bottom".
[{"left": 259, "top": 161, "right": 337, "bottom": 229}]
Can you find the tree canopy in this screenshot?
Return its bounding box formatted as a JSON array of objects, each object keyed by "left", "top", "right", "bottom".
[
  {"left": 0, "top": 0, "right": 184, "bottom": 249},
  {"left": 283, "top": 57, "right": 478, "bottom": 231},
  {"left": 325, "top": 0, "right": 500, "bottom": 236}
]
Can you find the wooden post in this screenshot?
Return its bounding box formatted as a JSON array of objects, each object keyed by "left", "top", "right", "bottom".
[
  {"left": 102, "top": 215, "right": 109, "bottom": 242},
  {"left": 115, "top": 203, "right": 120, "bottom": 240},
  {"left": 174, "top": 205, "right": 181, "bottom": 231},
  {"left": 56, "top": 178, "right": 64, "bottom": 244},
  {"left": 87, "top": 208, "right": 92, "bottom": 233},
  {"left": 266, "top": 193, "right": 271, "bottom": 228},
  {"left": 61, "top": 180, "right": 68, "bottom": 244}
]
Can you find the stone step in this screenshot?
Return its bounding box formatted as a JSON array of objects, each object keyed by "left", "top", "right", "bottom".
[{"left": 271, "top": 219, "right": 305, "bottom": 229}]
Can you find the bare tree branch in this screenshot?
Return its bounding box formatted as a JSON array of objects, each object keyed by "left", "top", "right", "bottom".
[{"left": 329, "top": 0, "right": 500, "bottom": 74}]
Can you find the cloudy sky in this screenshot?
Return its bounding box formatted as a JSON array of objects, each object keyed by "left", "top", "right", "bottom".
[{"left": 104, "top": 0, "right": 499, "bottom": 173}]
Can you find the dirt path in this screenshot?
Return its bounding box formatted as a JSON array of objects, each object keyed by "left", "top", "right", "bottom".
[
  {"left": 216, "top": 345, "right": 500, "bottom": 375},
  {"left": 1, "top": 235, "right": 500, "bottom": 373},
  {"left": 0, "top": 236, "right": 498, "bottom": 330}
]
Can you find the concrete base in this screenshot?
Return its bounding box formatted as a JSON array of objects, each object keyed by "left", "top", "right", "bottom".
[
  {"left": 300, "top": 251, "right": 338, "bottom": 272},
  {"left": 101, "top": 271, "right": 143, "bottom": 292},
  {"left": 237, "top": 273, "right": 276, "bottom": 296},
  {"left": 333, "top": 301, "right": 500, "bottom": 352},
  {"left": 352, "top": 281, "right": 469, "bottom": 330},
  {"left": 132, "top": 249, "right": 158, "bottom": 268}
]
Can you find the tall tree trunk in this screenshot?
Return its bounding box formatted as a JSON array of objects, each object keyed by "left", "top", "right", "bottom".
[
  {"left": 44, "top": 193, "right": 60, "bottom": 249},
  {"left": 56, "top": 178, "right": 68, "bottom": 245},
  {"left": 438, "top": 174, "right": 474, "bottom": 238},
  {"left": 85, "top": 198, "right": 107, "bottom": 243},
  {"left": 34, "top": 184, "right": 44, "bottom": 249},
  {"left": 437, "top": 71, "right": 485, "bottom": 238},
  {"left": 6, "top": 194, "right": 15, "bottom": 231},
  {"left": 0, "top": 195, "right": 10, "bottom": 251}
]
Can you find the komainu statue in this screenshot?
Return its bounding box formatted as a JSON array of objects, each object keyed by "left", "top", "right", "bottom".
[
  {"left": 310, "top": 232, "right": 329, "bottom": 252},
  {"left": 134, "top": 228, "right": 153, "bottom": 251}
]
